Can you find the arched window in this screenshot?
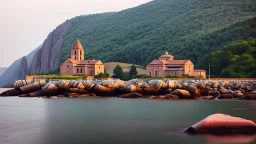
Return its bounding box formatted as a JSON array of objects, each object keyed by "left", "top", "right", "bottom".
[
  {"left": 77, "top": 68, "right": 79, "bottom": 73},
  {"left": 80, "top": 51, "right": 82, "bottom": 55}
]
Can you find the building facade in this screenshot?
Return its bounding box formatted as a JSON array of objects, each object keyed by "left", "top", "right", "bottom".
[
  {"left": 146, "top": 51, "right": 206, "bottom": 78},
  {"left": 60, "top": 40, "right": 104, "bottom": 76}
]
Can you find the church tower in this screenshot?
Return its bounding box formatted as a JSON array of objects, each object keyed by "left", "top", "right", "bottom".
[{"left": 71, "top": 39, "right": 84, "bottom": 61}]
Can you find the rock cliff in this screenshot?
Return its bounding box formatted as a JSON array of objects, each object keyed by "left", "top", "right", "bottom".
[
  {"left": 0, "top": 21, "right": 71, "bottom": 87},
  {"left": 30, "top": 21, "right": 71, "bottom": 74}
]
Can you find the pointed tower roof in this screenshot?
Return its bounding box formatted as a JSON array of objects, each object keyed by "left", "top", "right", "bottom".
[{"left": 72, "top": 39, "right": 83, "bottom": 49}]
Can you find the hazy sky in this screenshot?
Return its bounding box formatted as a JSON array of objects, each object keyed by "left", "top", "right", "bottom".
[{"left": 0, "top": 0, "right": 151, "bottom": 67}]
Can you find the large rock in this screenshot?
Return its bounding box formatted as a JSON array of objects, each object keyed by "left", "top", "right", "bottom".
[
  {"left": 171, "top": 89, "right": 191, "bottom": 99},
  {"left": 119, "top": 93, "right": 143, "bottom": 98},
  {"left": 185, "top": 114, "right": 256, "bottom": 134},
  {"left": 202, "top": 96, "right": 215, "bottom": 100},
  {"left": 165, "top": 94, "right": 179, "bottom": 100},
  {"left": 242, "top": 94, "right": 256, "bottom": 100},
  {"left": 0, "top": 89, "right": 20, "bottom": 96},
  {"left": 218, "top": 94, "right": 234, "bottom": 99}
]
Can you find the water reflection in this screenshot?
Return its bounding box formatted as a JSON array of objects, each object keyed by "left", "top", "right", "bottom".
[{"left": 203, "top": 134, "right": 256, "bottom": 144}]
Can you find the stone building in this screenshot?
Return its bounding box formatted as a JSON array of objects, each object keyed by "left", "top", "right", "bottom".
[
  {"left": 60, "top": 40, "right": 104, "bottom": 76},
  {"left": 146, "top": 51, "right": 206, "bottom": 78}
]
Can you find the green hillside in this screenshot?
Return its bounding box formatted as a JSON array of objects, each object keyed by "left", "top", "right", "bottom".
[
  {"left": 60, "top": 0, "right": 256, "bottom": 69},
  {"left": 201, "top": 39, "right": 256, "bottom": 78}
]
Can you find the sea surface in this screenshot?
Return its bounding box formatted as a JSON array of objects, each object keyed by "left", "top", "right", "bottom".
[{"left": 0, "top": 88, "right": 256, "bottom": 144}]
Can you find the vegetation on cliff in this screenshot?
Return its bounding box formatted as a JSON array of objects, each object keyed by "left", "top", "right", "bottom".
[
  {"left": 201, "top": 39, "right": 256, "bottom": 78},
  {"left": 60, "top": 0, "right": 256, "bottom": 68}
]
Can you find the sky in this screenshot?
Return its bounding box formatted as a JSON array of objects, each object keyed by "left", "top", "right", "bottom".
[{"left": 0, "top": 0, "right": 151, "bottom": 67}]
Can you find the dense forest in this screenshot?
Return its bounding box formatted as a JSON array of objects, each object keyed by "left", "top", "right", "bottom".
[
  {"left": 60, "top": 0, "right": 256, "bottom": 68},
  {"left": 201, "top": 39, "right": 256, "bottom": 78}
]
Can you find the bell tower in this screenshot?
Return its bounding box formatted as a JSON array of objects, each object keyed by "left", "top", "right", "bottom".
[{"left": 71, "top": 39, "right": 84, "bottom": 61}]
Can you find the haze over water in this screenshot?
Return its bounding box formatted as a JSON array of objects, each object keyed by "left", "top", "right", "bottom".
[{"left": 0, "top": 88, "right": 256, "bottom": 144}]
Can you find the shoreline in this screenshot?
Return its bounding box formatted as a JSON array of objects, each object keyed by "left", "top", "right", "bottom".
[{"left": 0, "top": 79, "right": 256, "bottom": 100}]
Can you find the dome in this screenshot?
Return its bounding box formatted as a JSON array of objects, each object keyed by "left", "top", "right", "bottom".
[{"left": 160, "top": 51, "right": 174, "bottom": 58}]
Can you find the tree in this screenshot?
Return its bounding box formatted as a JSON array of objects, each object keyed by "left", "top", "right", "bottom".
[
  {"left": 129, "top": 64, "right": 138, "bottom": 77},
  {"left": 113, "top": 64, "right": 123, "bottom": 78},
  {"left": 104, "top": 69, "right": 110, "bottom": 78},
  {"left": 95, "top": 72, "right": 108, "bottom": 79}
]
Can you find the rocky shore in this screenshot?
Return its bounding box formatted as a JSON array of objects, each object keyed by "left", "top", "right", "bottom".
[{"left": 0, "top": 79, "right": 256, "bottom": 100}]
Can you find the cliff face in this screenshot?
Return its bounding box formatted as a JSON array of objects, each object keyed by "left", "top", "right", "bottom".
[
  {"left": 0, "top": 67, "right": 7, "bottom": 77},
  {"left": 0, "top": 21, "right": 71, "bottom": 87},
  {"left": 30, "top": 21, "right": 71, "bottom": 74},
  {"left": 0, "top": 46, "right": 42, "bottom": 87}
]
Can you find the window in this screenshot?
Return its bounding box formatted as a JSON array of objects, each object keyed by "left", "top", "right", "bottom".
[
  {"left": 77, "top": 68, "right": 79, "bottom": 73},
  {"left": 91, "top": 70, "right": 93, "bottom": 75},
  {"left": 80, "top": 57, "right": 81, "bottom": 60},
  {"left": 75, "top": 51, "right": 76, "bottom": 55},
  {"left": 80, "top": 51, "right": 82, "bottom": 55},
  {"left": 75, "top": 57, "right": 76, "bottom": 60},
  {"left": 81, "top": 68, "right": 82, "bottom": 73},
  {"left": 67, "top": 65, "right": 69, "bottom": 68},
  {"left": 166, "top": 58, "right": 167, "bottom": 61},
  {"left": 168, "top": 66, "right": 182, "bottom": 69},
  {"left": 99, "top": 66, "right": 100, "bottom": 69},
  {"left": 149, "top": 72, "right": 151, "bottom": 76},
  {"left": 155, "top": 71, "right": 158, "bottom": 77},
  {"left": 88, "top": 61, "right": 90, "bottom": 63}
]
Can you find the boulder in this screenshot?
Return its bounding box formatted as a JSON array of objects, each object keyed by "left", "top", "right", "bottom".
[
  {"left": 165, "top": 94, "right": 179, "bottom": 100},
  {"left": 199, "top": 88, "right": 210, "bottom": 96},
  {"left": 19, "top": 82, "right": 43, "bottom": 94},
  {"left": 171, "top": 89, "right": 191, "bottom": 99},
  {"left": 245, "top": 86, "right": 253, "bottom": 92},
  {"left": 0, "top": 89, "right": 20, "bottom": 96},
  {"left": 119, "top": 93, "right": 143, "bottom": 98},
  {"left": 148, "top": 96, "right": 157, "bottom": 99},
  {"left": 233, "top": 91, "right": 244, "bottom": 98},
  {"left": 202, "top": 96, "right": 215, "bottom": 100},
  {"left": 143, "top": 87, "right": 160, "bottom": 95},
  {"left": 242, "top": 94, "right": 256, "bottom": 100},
  {"left": 69, "top": 88, "right": 87, "bottom": 94},
  {"left": 19, "top": 90, "right": 45, "bottom": 97},
  {"left": 218, "top": 94, "right": 234, "bottom": 99},
  {"left": 187, "top": 85, "right": 201, "bottom": 99},
  {"left": 185, "top": 114, "right": 256, "bottom": 134},
  {"left": 165, "top": 89, "right": 173, "bottom": 94}
]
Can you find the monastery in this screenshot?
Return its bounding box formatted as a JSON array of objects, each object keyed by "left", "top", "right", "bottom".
[
  {"left": 60, "top": 40, "right": 104, "bottom": 76},
  {"left": 146, "top": 51, "right": 206, "bottom": 78}
]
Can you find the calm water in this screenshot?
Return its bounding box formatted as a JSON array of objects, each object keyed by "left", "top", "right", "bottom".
[{"left": 0, "top": 88, "right": 256, "bottom": 144}]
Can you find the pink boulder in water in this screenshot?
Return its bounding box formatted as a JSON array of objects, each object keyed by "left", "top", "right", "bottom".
[{"left": 185, "top": 114, "right": 256, "bottom": 134}]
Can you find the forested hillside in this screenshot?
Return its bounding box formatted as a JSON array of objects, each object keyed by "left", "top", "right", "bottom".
[
  {"left": 201, "top": 39, "right": 256, "bottom": 78},
  {"left": 61, "top": 0, "right": 256, "bottom": 67}
]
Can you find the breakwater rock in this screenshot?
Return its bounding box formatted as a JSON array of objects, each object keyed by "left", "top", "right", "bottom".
[
  {"left": 0, "top": 79, "right": 256, "bottom": 100},
  {"left": 184, "top": 114, "right": 256, "bottom": 134}
]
